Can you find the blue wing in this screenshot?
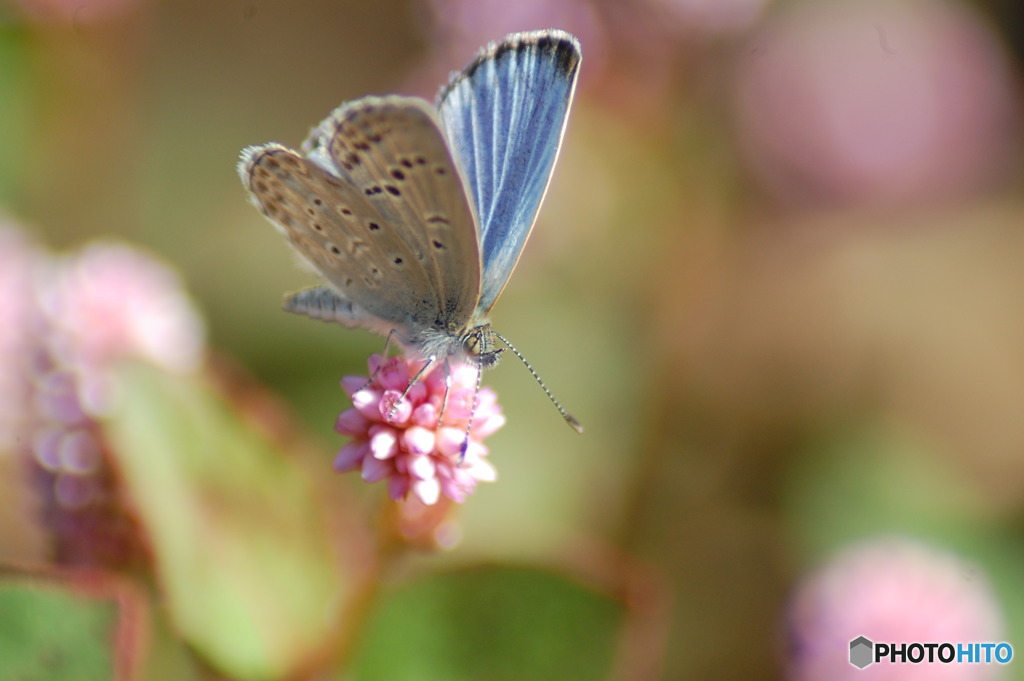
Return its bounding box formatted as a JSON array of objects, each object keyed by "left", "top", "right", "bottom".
[{"left": 437, "top": 30, "right": 581, "bottom": 314}]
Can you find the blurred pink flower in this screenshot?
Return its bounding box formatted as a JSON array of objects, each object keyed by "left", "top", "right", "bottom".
[
  {"left": 735, "top": 1, "right": 1016, "bottom": 209},
  {"left": 415, "top": 0, "right": 766, "bottom": 122},
  {"left": 421, "top": 0, "right": 603, "bottom": 65},
  {"left": 334, "top": 354, "right": 503, "bottom": 506},
  {"left": 647, "top": 0, "right": 768, "bottom": 35},
  {"left": 0, "top": 229, "right": 206, "bottom": 569},
  {"left": 40, "top": 241, "right": 204, "bottom": 414},
  {"left": 789, "top": 536, "right": 1006, "bottom": 681},
  {"left": 10, "top": 0, "right": 139, "bottom": 24},
  {"left": 420, "top": 0, "right": 766, "bottom": 66}
]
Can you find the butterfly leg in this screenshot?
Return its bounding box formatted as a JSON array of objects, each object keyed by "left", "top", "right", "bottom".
[
  {"left": 385, "top": 355, "right": 435, "bottom": 422},
  {"left": 436, "top": 360, "right": 453, "bottom": 428},
  {"left": 360, "top": 328, "right": 410, "bottom": 392},
  {"left": 380, "top": 328, "right": 402, "bottom": 360}
]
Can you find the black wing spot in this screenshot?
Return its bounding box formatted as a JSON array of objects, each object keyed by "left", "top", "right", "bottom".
[
  {"left": 394, "top": 257, "right": 403, "bottom": 265},
  {"left": 368, "top": 222, "right": 381, "bottom": 231},
  {"left": 330, "top": 245, "right": 341, "bottom": 255},
  {"left": 313, "top": 198, "right": 323, "bottom": 206},
  {"left": 340, "top": 207, "right": 353, "bottom": 216},
  {"left": 384, "top": 185, "right": 401, "bottom": 197},
  {"left": 390, "top": 169, "right": 406, "bottom": 181},
  {"left": 313, "top": 223, "right": 323, "bottom": 232},
  {"left": 415, "top": 156, "right": 427, "bottom": 165},
  {"left": 432, "top": 240, "right": 445, "bottom": 249},
  {"left": 434, "top": 167, "right": 447, "bottom": 175},
  {"left": 400, "top": 158, "right": 413, "bottom": 169}
]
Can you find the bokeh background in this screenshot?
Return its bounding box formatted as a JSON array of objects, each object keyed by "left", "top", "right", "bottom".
[{"left": 2, "top": 0, "right": 1024, "bottom": 679}]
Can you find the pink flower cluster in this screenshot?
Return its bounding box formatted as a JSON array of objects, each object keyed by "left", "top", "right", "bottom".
[
  {"left": 334, "top": 355, "right": 504, "bottom": 506},
  {"left": 789, "top": 536, "right": 1006, "bottom": 681},
  {"left": 0, "top": 225, "right": 204, "bottom": 567},
  {"left": 41, "top": 241, "right": 205, "bottom": 414},
  {"left": 734, "top": 1, "right": 1014, "bottom": 209}
]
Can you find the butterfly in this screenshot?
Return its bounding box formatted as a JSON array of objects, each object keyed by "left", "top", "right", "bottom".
[{"left": 238, "top": 29, "right": 582, "bottom": 433}]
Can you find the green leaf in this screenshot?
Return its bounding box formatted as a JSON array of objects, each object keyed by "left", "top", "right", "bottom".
[
  {"left": 0, "top": 574, "right": 119, "bottom": 681},
  {"left": 346, "top": 565, "right": 624, "bottom": 681},
  {"left": 103, "top": 363, "right": 344, "bottom": 680}
]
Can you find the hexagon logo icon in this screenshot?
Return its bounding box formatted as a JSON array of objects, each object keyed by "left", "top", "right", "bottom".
[{"left": 850, "top": 636, "right": 874, "bottom": 669}]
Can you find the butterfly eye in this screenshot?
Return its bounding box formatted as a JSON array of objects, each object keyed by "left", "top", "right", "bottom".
[{"left": 463, "top": 328, "right": 502, "bottom": 367}]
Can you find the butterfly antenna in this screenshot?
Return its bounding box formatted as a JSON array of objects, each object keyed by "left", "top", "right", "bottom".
[
  {"left": 492, "top": 330, "right": 584, "bottom": 434},
  {"left": 458, "top": 362, "right": 485, "bottom": 464}
]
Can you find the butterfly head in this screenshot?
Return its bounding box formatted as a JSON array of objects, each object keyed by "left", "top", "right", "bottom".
[
  {"left": 406, "top": 321, "right": 501, "bottom": 369},
  {"left": 463, "top": 324, "right": 503, "bottom": 369}
]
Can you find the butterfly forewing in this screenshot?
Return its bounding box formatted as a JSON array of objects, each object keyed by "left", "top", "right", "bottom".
[
  {"left": 318, "top": 97, "right": 482, "bottom": 331},
  {"left": 241, "top": 144, "right": 439, "bottom": 333},
  {"left": 437, "top": 30, "right": 581, "bottom": 313}
]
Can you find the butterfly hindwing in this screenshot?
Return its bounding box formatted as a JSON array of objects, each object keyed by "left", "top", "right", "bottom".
[{"left": 437, "top": 30, "right": 581, "bottom": 313}]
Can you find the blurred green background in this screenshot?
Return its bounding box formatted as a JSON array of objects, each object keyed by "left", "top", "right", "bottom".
[{"left": 2, "top": 0, "right": 1024, "bottom": 678}]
